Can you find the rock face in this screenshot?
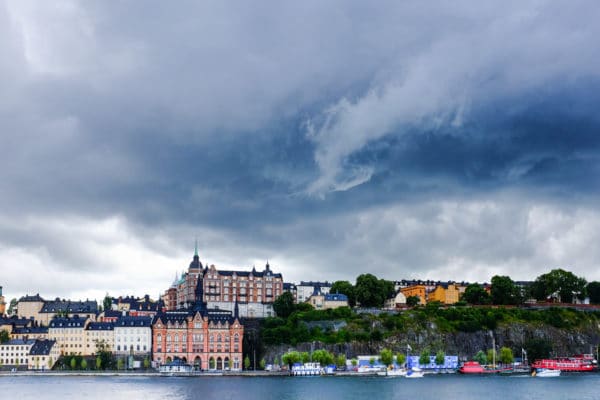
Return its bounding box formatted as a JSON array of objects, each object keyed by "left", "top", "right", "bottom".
[{"left": 261, "top": 321, "right": 600, "bottom": 362}]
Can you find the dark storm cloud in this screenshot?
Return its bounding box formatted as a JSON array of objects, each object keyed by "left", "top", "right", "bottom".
[{"left": 1, "top": 1, "right": 600, "bottom": 300}]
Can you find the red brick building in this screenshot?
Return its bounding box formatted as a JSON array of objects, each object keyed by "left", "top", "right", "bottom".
[{"left": 152, "top": 272, "right": 244, "bottom": 370}]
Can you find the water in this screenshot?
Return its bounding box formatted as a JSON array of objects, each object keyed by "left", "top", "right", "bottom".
[{"left": 1, "top": 374, "right": 599, "bottom": 400}]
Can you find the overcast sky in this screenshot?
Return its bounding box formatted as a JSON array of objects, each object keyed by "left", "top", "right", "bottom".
[{"left": 2, "top": 1, "right": 600, "bottom": 303}]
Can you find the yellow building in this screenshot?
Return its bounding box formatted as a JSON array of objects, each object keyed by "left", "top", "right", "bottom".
[
  {"left": 400, "top": 285, "right": 427, "bottom": 305},
  {"left": 48, "top": 316, "right": 89, "bottom": 356},
  {"left": 16, "top": 294, "right": 45, "bottom": 322},
  {"left": 28, "top": 339, "right": 60, "bottom": 370},
  {"left": 427, "top": 284, "right": 461, "bottom": 305},
  {"left": 85, "top": 322, "right": 115, "bottom": 355}
]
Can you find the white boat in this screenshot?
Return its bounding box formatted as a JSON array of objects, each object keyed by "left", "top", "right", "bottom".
[
  {"left": 377, "top": 368, "right": 407, "bottom": 377},
  {"left": 292, "top": 362, "right": 322, "bottom": 376},
  {"left": 357, "top": 365, "right": 384, "bottom": 374},
  {"left": 533, "top": 368, "right": 561, "bottom": 377},
  {"left": 405, "top": 367, "right": 425, "bottom": 378}
]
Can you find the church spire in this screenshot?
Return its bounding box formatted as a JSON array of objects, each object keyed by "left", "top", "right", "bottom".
[{"left": 194, "top": 237, "right": 198, "bottom": 257}]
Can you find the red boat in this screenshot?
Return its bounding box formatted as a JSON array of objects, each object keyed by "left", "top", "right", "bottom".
[
  {"left": 531, "top": 354, "right": 597, "bottom": 372},
  {"left": 458, "top": 361, "right": 502, "bottom": 374}
]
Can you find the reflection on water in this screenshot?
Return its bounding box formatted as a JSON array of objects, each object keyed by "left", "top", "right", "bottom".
[{"left": 1, "top": 374, "right": 600, "bottom": 400}]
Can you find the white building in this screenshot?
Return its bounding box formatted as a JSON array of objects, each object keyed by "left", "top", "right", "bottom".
[
  {"left": 28, "top": 339, "right": 60, "bottom": 370},
  {"left": 296, "top": 281, "right": 332, "bottom": 303},
  {"left": 0, "top": 339, "right": 35, "bottom": 368},
  {"left": 114, "top": 316, "right": 152, "bottom": 355}
]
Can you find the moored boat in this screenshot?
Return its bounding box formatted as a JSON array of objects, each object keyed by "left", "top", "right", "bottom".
[
  {"left": 291, "top": 362, "right": 322, "bottom": 376},
  {"left": 377, "top": 368, "right": 407, "bottom": 377},
  {"left": 532, "top": 368, "right": 561, "bottom": 377},
  {"left": 458, "top": 361, "right": 501, "bottom": 374},
  {"left": 405, "top": 367, "right": 424, "bottom": 378},
  {"left": 531, "top": 354, "right": 596, "bottom": 372}
]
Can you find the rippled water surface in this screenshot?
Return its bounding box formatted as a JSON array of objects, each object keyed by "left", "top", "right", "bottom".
[{"left": 2, "top": 374, "right": 599, "bottom": 400}]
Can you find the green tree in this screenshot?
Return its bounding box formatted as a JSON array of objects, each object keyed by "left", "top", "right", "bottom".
[
  {"left": 259, "top": 358, "right": 266, "bottom": 370},
  {"left": 70, "top": 357, "right": 77, "bottom": 370},
  {"left": 396, "top": 353, "right": 406, "bottom": 367},
  {"left": 530, "top": 268, "right": 587, "bottom": 303},
  {"left": 244, "top": 355, "right": 251, "bottom": 370},
  {"left": 282, "top": 351, "right": 301, "bottom": 369},
  {"left": 351, "top": 358, "right": 358, "bottom": 367},
  {"left": 273, "top": 356, "right": 279, "bottom": 366},
  {"left": 301, "top": 352, "right": 310, "bottom": 364},
  {"left": 491, "top": 275, "right": 522, "bottom": 305},
  {"left": 354, "top": 274, "right": 394, "bottom": 308},
  {"left": 103, "top": 294, "right": 112, "bottom": 312},
  {"left": 331, "top": 281, "right": 356, "bottom": 307},
  {"left": 273, "top": 292, "right": 296, "bottom": 318},
  {"left": 81, "top": 358, "right": 87, "bottom": 370},
  {"left": 335, "top": 354, "right": 347, "bottom": 368},
  {"left": 435, "top": 350, "right": 445, "bottom": 365},
  {"left": 0, "top": 330, "right": 9, "bottom": 344},
  {"left": 473, "top": 350, "right": 487, "bottom": 365},
  {"left": 117, "top": 358, "right": 124, "bottom": 370},
  {"left": 369, "top": 357, "right": 375, "bottom": 366},
  {"left": 143, "top": 357, "right": 150, "bottom": 369},
  {"left": 462, "top": 284, "right": 491, "bottom": 305},
  {"left": 406, "top": 296, "right": 420, "bottom": 307},
  {"left": 586, "top": 281, "right": 600, "bottom": 304},
  {"left": 380, "top": 348, "right": 393, "bottom": 366},
  {"left": 96, "top": 356, "right": 102, "bottom": 370},
  {"left": 499, "top": 347, "right": 514, "bottom": 365},
  {"left": 312, "top": 349, "right": 334, "bottom": 365},
  {"left": 419, "top": 349, "right": 430, "bottom": 366},
  {"left": 48, "top": 357, "right": 53, "bottom": 370}
]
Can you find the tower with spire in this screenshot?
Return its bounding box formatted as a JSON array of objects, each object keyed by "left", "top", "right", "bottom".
[{"left": 188, "top": 239, "right": 203, "bottom": 273}]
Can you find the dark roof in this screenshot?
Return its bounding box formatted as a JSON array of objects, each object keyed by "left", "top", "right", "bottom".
[
  {"left": 3, "top": 339, "right": 36, "bottom": 346},
  {"left": 49, "top": 316, "right": 88, "bottom": 328},
  {"left": 18, "top": 294, "right": 44, "bottom": 302},
  {"left": 283, "top": 283, "right": 297, "bottom": 290},
  {"left": 86, "top": 322, "right": 114, "bottom": 331},
  {"left": 153, "top": 307, "right": 238, "bottom": 326},
  {"left": 299, "top": 281, "right": 332, "bottom": 287},
  {"left": 325, "top": 293, "right": 348, "bottom": 302},
  {"left": 103, "top": 310, "right": 124, "bottom": 318},
  {"left": 113, "top": 295, "right": 160, "bottom": 311},
  {"left": 41, "top": 299, "right": 98, "bottom": 314},
  {"left": 13, "top": 326, "right": 48, "bottom": 335},
  {"left": 29, "top": 340, "right": 57, "bottom": 356},
  {"left": 0, "top": 316, "right": 33, "bottom": 328},
  {"left": 115, "top": 316, "right": 152, "bottom": 327}
]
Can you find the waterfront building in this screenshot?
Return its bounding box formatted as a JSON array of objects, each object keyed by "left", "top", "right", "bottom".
[
  {"left": 85, "top": 322, "right": 114, "bottom": 355},
  {"left": 153, "top": 274, "right": 244, "bottom": 370},
  {"left": 0, "top": 338, "right": 35, "bottom": 368},
  {"left": 28, "top": 339, "right": 59, "bottom": 370},
  {"left": 48, "top": 316, "right": 89, "bottom": 355},
  {"left": 114, "top": 316, "right": 152, "bottom": 356},
  {"left": 0, "top": 315, "right": 33, "bottom": 335},
  {"left": 400, "top": 285, "right": 427, "bottom": 305},
  {"left": 162, "top": 247, "right": 283, "bottom": 318},
  {"left": 296, "top": 281, "right": 332, "bottom": 304}
]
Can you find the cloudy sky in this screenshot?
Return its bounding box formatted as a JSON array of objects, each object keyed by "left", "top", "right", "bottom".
[{"left": 2, "top": 1, "right": 600, "bottom": 303}]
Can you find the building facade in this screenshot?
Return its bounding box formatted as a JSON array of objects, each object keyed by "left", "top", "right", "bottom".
[
  {"left": 163, "top": 248, "right": 283, "bottom": 318},
  {"left": 85, "top": 322, "right": 115, "bottom": 355},
  {"left": 400, "top": 285, "right": 427, "bottom": 305},
  {"left": 48, "top": 316, "right": 89, "bottom": 356},
  {"left": 296, "top": 281, "right": 332, "bottom": 303},
  {"left": 153, "top": 273, "right": 244, "bottom": 370},
  {"left": 0, "top": 339, "right": 35, "bottom": 368},
  {"left": 28, "top": 339, "right": 59, "bottom": 370},
  {"left": 114, "top": 316, "right": 152, "bottom": 356}
]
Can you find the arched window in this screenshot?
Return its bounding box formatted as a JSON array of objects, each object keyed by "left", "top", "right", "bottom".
[{"left": 217, "top": 334, "right": 222, "bottom": 342}]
